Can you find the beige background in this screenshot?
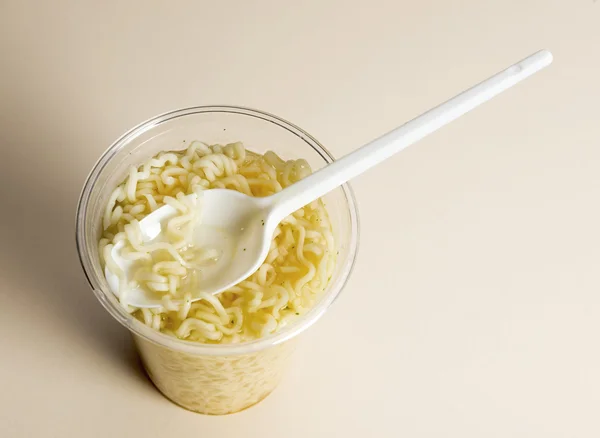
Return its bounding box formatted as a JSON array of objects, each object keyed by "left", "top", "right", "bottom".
[{"left": 1, "top": 1, "right": 599, "bottom": 437}]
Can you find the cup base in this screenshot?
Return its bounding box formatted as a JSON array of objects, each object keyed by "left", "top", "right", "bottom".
[{"left": 145, "top": 367, "right": 279, "bottom": 415}]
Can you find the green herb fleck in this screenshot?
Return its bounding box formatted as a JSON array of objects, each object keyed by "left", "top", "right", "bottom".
[
  {"left": 295, "top": 312, "right": 300, "bottom": 315},
  {"left": 243, "top": 248, "right": 246, "bottom": 251}
]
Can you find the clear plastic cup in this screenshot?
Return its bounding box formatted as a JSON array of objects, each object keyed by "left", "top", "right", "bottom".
[{"left": 76, "top": 106, "right": 359, "bottom": 415}]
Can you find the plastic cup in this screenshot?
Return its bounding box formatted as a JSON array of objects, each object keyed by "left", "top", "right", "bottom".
[{"left": 76, "top": 106, "right": 359, "bottom": 415}]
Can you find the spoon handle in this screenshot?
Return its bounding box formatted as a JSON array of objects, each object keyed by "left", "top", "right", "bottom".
[{"left": 264, "top": 49, "right": 553, "bottom": 221}]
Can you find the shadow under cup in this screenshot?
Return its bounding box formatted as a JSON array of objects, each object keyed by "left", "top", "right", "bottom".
[{"left": 76, "top": 106, "right": 359, "bottom": 415}]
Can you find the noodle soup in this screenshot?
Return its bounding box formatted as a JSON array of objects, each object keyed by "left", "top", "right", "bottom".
[{"left": 76, "top": 107, "right": 359, "bottom": 415}]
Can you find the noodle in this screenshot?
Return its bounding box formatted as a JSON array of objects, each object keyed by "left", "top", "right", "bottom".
[{"left": 101, "top": 142, "right": 335, "bottom": 344}]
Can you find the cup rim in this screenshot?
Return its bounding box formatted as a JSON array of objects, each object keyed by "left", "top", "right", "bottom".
[{"left": 76, "top": 105, "right": 360, "bottom": 356}]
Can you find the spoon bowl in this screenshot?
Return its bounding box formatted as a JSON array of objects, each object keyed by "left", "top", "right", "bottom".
[{"left": 106, "top": 189, "right": 277, "bottom": 307}]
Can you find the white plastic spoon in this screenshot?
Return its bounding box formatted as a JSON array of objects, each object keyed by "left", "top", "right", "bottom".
[{"left": 106, "top": 49, "right": 553, "bottom": 308}]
